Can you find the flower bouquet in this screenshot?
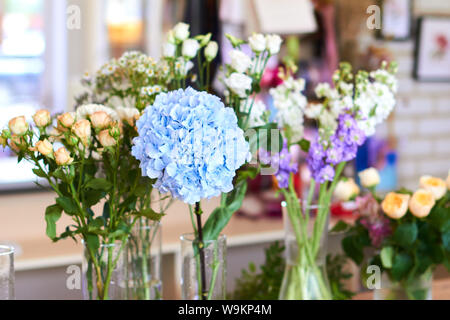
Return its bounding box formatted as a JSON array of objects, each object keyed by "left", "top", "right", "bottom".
[
  {"left": 342, "top": 169, "right": 450, "bottom": 300},
  {"left": 258, "top": 61, "right": 399, "bottom": 300}
]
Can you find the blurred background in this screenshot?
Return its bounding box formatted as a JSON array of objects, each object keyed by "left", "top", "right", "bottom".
[{"left": 0, "top": 0, "right": 449, "bottom": 299}]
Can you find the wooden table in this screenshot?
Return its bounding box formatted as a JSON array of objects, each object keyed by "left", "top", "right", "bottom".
[{"left": 353, "top": 278, "right": 450, "bottom": 300}]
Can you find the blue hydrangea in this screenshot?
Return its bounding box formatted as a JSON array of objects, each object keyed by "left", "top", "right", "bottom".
[{"left": 132, "top": 87, "right": 251, "bottom": 204}]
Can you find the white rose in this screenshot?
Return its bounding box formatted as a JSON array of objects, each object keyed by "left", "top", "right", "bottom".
[
  {"left": 420, "top": 175, "right": 447, "bottom": 200},
  {"left": 381, "top": 192, "right": 410, "bottom": 220},
  {"left": 205, "top": 41, "right": 218, "bottom": 62},
  {"left": 224, "top": 73, "right": 252, "bottom": 98},
  {"left": 266, "top": 34, "right": 282, "bottom": 55},
  {"left": 230, "top": 50, "right": 252, "bottom": 73},
  {"left": 248, "top": 33, "right": 266, "bottom": 53},
  {"left": 173, "top": 22, "right": 190, "bottom": 41},
  {"left": 358, "top": 167, "right": 381, "bottom": 188},
  {"left": 182, "top": 39, "right": 200, "bottom": 59},
  {"left": 334, "top": 178, "right": 360, "bottom": 202},
  {"left": 9, "top": 116, "right": 28, "bottom": 136},
  {"left": 163, "top": 43, "right": 176, "bottom": 58},
  {"left": 409, "top": 189, "right": 435, "bottom": 218}
]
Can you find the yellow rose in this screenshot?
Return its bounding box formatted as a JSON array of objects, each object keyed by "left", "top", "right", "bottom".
[
  {"left": 419, "top": 175, "right": 446, "bottom": 200},
  {"left": 33, "top": 110, "right": 51, "bottom": 128},
  {"left": 8, "top": 116, "right": 28, "bottom": 136},
  {"left": 358, "top": 167, "right": 380, "bottom": 188},
  {"left": 57, "top": 113, "right": 75, "bottom": 131},
  {"left": 98, "top": 129, "right": 117, "bottom": 147},
  {"left": 55, "top": 147, "right": 74, "bottom": 166},
  {"left": 72, "top": 119, "right": 91, "bottom": 146},
  {"left": 409, "top": 189, "right": 435, "bottom": 218},
  {"left": 89, "top": 111, "right": 112, "bottom": 130},
  {"left": 334, "top": 178, "right": 360, "bottom": 202},
  {"left": 36, "top": 139, "right": 53, "bottom": 156},
  {"left": 381, "top": 192, "right": 410, "bottom": 219}
]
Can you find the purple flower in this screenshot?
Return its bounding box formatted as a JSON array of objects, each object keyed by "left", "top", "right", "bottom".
[
  {"left": 260, "top": 140, "right": 298, "bottom": 189},
  {"left": 357, "top": 194, "right": 392, "bottom": 247}
]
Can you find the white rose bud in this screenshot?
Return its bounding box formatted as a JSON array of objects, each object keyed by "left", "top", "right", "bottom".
[
  {"left": 72, "top": 119, "right": 91, "bottom": 146},
  {"left": 248, "top": 33, "right": 266, "bottom": 53},
  {"left": 163, "top": 42, "right": 176, "bottom": 58},
  {"left": 205, "top": 41, "right": 218, "bottom": 62},
  {"left": 266, "top": 34, "right": 282, "bottom": 55},
  {"left": 98, "top": 129, "right": 117, "bottom": 147},
  {"left": 224, "top": 73, "right": 252, "bottom": 98},
  {"left": 419, "top": 175, "right": 447, "bottom": 200},
  {"left": 230, "top": 50, "right": 252, "bottom": 73},
  {"left": 409, "top": 189, "right": 435, "bottom": 218},
  {"left": 36, "top": 139, "right": 53, "bottom": 156},
  {"left": 358, "top": 167, "right": 381, "bottom": 188},
  {"left": 173, "top": 22, "right": 190, "bottom": 41},
  {"left": 57, "top": 113, "right": 75, "bottom": 131},
  {"left": 33, "top": 110, "right": 51, "bottom": 128},
  {"left": 89, "top": 111, "right": 112, "bottom": 130},
  {"left": 334, "top": 178, "right": 360, "bottom": 202},
  {"left": 381, "top": 192, "right": 410, "bottom": 219},
  {"left": 9, "top": 116, "right": 28, "bottom": 136},
  {"left": 182, "top": 39, "right": 200, "bottom": 59},
  {"left": 55, "top": 147, "right": 74, "bottom": 166}
]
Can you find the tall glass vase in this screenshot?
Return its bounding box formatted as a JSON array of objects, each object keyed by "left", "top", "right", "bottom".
[
  {"left": 82, "top": 239, "right": 127, "bottom": 300},
  {"left": 0, "top": 246, "right": 14, "bottom": 300},
  {"left": 279, "top": 202, "right": 332, "bottom": 300},
  {"left": 122, "top": 219, "right": 162, "bottom": 300},
  {"left": 181, "top": 233, "right": 226, "bottom": 300},
  {"left": 374, "top": 269, "right": 433, "bottom": 300}
]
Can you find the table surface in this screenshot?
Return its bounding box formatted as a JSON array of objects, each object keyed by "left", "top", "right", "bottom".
[{"left": 353, "top": 278, "right": 450, "bottom": 300}]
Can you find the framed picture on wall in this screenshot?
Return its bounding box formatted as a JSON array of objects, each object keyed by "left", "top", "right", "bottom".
[
  {"left": 414, "top": 16, "right": 450, "bottom": 82},
  {"left": 379, "top": 0, "right": 412, "bottom": 41}
]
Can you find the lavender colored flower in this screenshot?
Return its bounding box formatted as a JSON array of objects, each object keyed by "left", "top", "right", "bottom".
[
  {"left": 260, "top": 140, "right": 298, "bottom": 188},
  {"left": 357, "top": 195, "right": 391, "bottom": 247}
]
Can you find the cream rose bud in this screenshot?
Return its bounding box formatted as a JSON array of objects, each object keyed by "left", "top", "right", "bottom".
[
  {"left": 57, "top": 112, "right": 75, "bottom": 130},
  {"left": 205, "top": 41, "right": 218, "bottom": 62},
  {"left": 182, "top": 39, "right": 200, "bottom": 59},
  {"left": 33, "top": 110, "right": 51, "bottom": 128},
  {"left": 173, "top": 22, "right": 190, "bottom": 41},
  {"left": 230, "top": 50, "right": 252, "bottom": 73},
  {"left": 55, "top": 147, "right": 73, "bottom": 166},
  {"left": 248, "top": 33, "right": 266, "bottom": 53},
  {"left": 420, "top": 175, "right": 447, "bottom": 200},
  {"left": 409, "top": 189, "right": 435, "bottom": 218},
  {"left": 334, "top": 178, "right": 360, "bottom": 202},
  {"left": 72, "top": 119, "right": 91, "bottom": 145},
  {"left": 381, "top": 192, "right": 410, "bottom": 219},
  {"left": 163, "top": 43, "right": 176, "bottom": 58},
  {"left": 266, "top": 34, "right": 282, "bottom": 55},
  {"left": 224, "top": 73, "right": 252, "bottom": 98},
  {"left": 9, "top": 116, "right": 28, "bottom": 136},
  {"left": 90, "top": 111, "right": 111, "bottom": 129},
  {"left": 98, "top": 129, "right": 117, "bottom": 147},
  {"left": 36, "top": 139, "right": 53, "bottom": 156},
  {"left": 358, "top": 167, "right": 380, "bottom": 188}
]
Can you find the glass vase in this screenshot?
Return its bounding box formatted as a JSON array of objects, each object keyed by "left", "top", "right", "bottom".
[
  {"left": 122, "top": 219, "right": 162, "bottom": 300},
  {"left": 374, "top": 269, "right": 433, "bottom": 300},
  {"left": 181, "top": 233, "right": 226, "bottom": 300},
  {"left": 82, "top": 239, "right": 127, "bottom": 300},
  {"left": 0, "top": 246, "right": 14, "bottom": 300},
  {"left": 279, "top": 202, "right": 332, "bottom": 300}
]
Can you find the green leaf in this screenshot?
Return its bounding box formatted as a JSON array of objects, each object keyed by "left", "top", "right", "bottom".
[
  {"left": 203, "top": 181, "right": 248, "bottom": 242},
  {"left": 380, "top": 246, "right": 394, "bottom": 269},
  {"left": 236, "top": 166, "right": 259, "bottom": 186},
  {"left": 342, "top": 236, "right": 364, "bottom": 265},
  {"left": 298, "top": 139, "right": 311, "bottom": 153},
  {"left": 45, "top": 204, "right": 62, "bottom": 240},
  {"left": 56, "top": 196, "right": 79, "bottom": 215},
  {"left": 85, "top": 234, "right": 100, "bottom": 252},
  {"left": 331, "top": 220, "right": 350, "bottom": 233},
  {"left": 102, "top": 201, "right": 110, "bottom": 219},
  {"left": 33, "top": 168, "right": 47, "bottom": 178},
  {"left": 391, "top": 252, "right": 413, "bottom": 281},
  {"left": 394, "top": 222, "right": 418, "bottom": 247},
  {"left": 88, "top": 217, "right": 105, "bottom": 233},
  {"left": 85, "top": 190, "right": 104, "bottom": 207},
  {"left": 85, "top": 178, "right": 112, "bottom": 191},
  {"left": 134, "top": 208, "right": 165, "bottom": 221},
  {"left": 52, "top": 167, "right": 66, "bottom": 181}
]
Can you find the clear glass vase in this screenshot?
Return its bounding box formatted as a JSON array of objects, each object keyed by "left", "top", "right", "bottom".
[
  {"left": 279, "top": 202, "right": 332, "bottom": 300},
  {"left": 122, "top": 219, "right": 162, "bottom": 300},
  {"left": 374, "top": 270, "right": 433, "bottom": 300},
  {"left": 181, "top": 233, "right": 226, "bottom": 300},
  {"left": 0, "top": 246, "right": 14, "bottom": 300},
  {"left": 82, "top": 240, "right": 127, "bottom": 300}
]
